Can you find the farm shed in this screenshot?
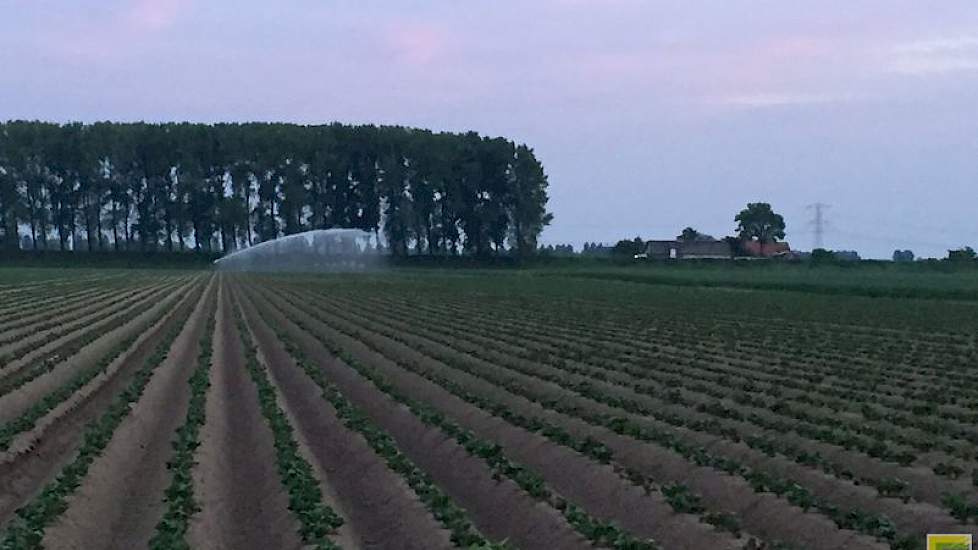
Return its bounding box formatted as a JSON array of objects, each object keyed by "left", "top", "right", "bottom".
[{"left": 644, "top": 240, "right": 733, "bottom": 260}]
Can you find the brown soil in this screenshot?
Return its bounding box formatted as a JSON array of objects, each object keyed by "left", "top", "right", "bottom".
[
  {"left": 242, "top": 284, "right": 592, "bottom": 550},
  {"left": 41, "top": 277, "right": 217, "bottom": 550},
  {"left": 236, "top": 284, "right": 455, "bottom": 550},
  {"left": 0, "top": 279, "right": 203, "bottom": 526},
  {"left": 0, "top": 285, "right": 143, "bottom": 354},
  {"left": 247, "top": 282, "right": 747, "bottom": 550},
  {"left": 0, "top": 279, "right": 182, "bottom": 380},
  {"left": 262, "top": 283, "right": 891, "bottom": 550},
  {"left": 333, "top": 291, "right": 978, "bottom": 511},
  {"left": 0, "top": 285, "right": 111, "bottom": 334},
  {"left": 187, "top": 284, "right": 303, "bottom": 550},
  {"left": 488, "top": 293, "right": 978, "bottom": 454},
  {"left": 0, "top": 280, "right": 194, "bottom": 426}
]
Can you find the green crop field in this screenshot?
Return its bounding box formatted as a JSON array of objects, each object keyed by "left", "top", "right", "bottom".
[{"left": 1, "top": 264, "right": 976, "bottom": 550}]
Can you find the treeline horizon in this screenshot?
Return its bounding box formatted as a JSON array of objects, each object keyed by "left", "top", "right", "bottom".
[{"left": 0, "top": 121, "right": 552, "bottom": 257}]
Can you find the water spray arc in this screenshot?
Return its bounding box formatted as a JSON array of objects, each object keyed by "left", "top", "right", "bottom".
[{"left": 214, "top": 229, "right": 380, "bottom": 272}]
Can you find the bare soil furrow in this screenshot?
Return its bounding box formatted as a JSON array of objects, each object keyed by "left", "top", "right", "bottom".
[
  {"left": 318, "top": 293, "right": 976, "bottom": 544},
  {"left": 247, "top": 282, "right": 749, "bottom": 550},
  {"left": 0, "top": 279, "right": 194, "bottom": 429},
  {"left": 262, "top": 283, "right": 893, "bottom": 550},
  {"left": 0, "top": 279, "right": 183, "bottom": 382},
  {"left": 41, "top": 277, "right": 216, "bottom": 550},
  {"left": 245, "top": 287, "right": 592, "bottom": 550},
  {"left": 0, "top": 280, "right": 202, "bottom": 527},
  {"left": 187, "top": 284, "right": 303, "bottom": 550},
  {"left": 0, "top": 285, "right": 143, "bottom": 352},
  {"left": 333, "top": 291, "right": 978, "bottom": 507},
  {"left": 237, "top": 285, "right": 453, "bottom": 550}
]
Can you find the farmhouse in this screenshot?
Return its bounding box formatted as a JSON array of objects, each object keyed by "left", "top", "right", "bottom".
[
  {"left": 644, "top": 240, "right": 732, "bottom": 260},
  {"left": 739, "top": 240, "right": 791, "bottom": 258},
  {"left": 642, "top": 239, "right": 791, "bottom": 259}
]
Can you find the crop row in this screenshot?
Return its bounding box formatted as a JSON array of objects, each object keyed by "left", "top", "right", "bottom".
[
  {"left": 325, "top": 292, "right": 951, "bottom": 478},
  {"left": 0, "top": 279, "right": 184, "bottom": 389},
  {"left": 348, "top": 289, "right": 978, "bottom": 430},
  {"left": 0, "top": 285, "right": 151, "bottom": 350},
  {"left": 0, "top": 275, "right": 126, "bottom": 316},
  {"left": 0, "top": 288, "right": 194, "bottom": 549},
  {"left": 361, "top": 284, "right": 978, "bottom": 407},
  {"left": 230, "top": 294, "right": 345, "bottom": 549},
  {"left": 249, "top": 286, "right": 761, "bottom": 536},
  {"left": 149, "top": 290, "right": 218, "bottom": 550},
  {"left": 258, "top": 284, "right": 885, "bottom": 549},
  {"left": 243, "top": 287, "right": 668, "bottom": 550},
  {"left": 336, "top": 290, "right": 978, "bottom": 469},
  {"left": 233, "top": 288, "right": 501, "bottom": 548},
  {"left": 0, "top": 284, "right": 121, "bottom": 334},
  {"left": 0, "top": 283, "right": 199, "bottom": 451},
  {"left": 332, "top": 290, "right": 977, "bottom": 520},
  {"left": 267, "top": 283, "right": 942, "bottom": 549}
]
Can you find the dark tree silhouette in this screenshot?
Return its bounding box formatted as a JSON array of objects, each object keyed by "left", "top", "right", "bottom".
[
  {"left": 735, "top": 202, "right": 786, "bottom": 256},
  {"left": 0, "top": 122, "right": 553, "bottom": 257}
]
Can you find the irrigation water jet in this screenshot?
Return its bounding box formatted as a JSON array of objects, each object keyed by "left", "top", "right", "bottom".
[{"left": 214, "top": 229, "right": 381, "bottom": 272}]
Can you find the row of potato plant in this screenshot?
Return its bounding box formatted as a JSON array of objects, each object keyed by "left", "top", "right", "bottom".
[
  {"left": 362, "top": 293, "right": 968, "bottom": 465},
  {"left": 344, "top": 296, "right": 976, "bottom": 496},
  {"left": 328, "top": 293, "right": 940, "bottom": 498},
  {"left": 0, "top": 286, "right": 199, "bottom": 451},
  {"left": 230, "top": 297, "right": 345, "bottom": 549},
  {"left": 252, "top": 288, "right": 662, "bottom": 550},
  {"left": 261, "top": 286, "right": 755, "bottom": 542},
  {"left": 0, "top": 290, "right": 194, "bottom": 550},
  {"left": 288, "top": 289, "right": 918, "bottom": 550},
  {"left": 148, "top": 290, "right": 218, "bottom": 550},
  {"left": 0, "top": 281, "right": 186, "bottom": 393}
]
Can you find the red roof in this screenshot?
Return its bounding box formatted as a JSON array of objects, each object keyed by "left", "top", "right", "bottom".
[{"left": 741, "top": 240, "right": 790, "bottom": 257}]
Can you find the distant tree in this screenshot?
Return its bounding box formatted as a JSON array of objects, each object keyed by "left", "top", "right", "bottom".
[
  {"left": 722, "top": 236, "right": 744, "bottom": 257},
  {"left": 735, "top": 203, "right": 786, "bottom": 254},
  {"left": 612, "top": 236, "right": 645, "bottom": 257},
  {"left": 677, "top": 227, "right": 715, "bottom": 242},
  {"left": 892, "top": 249, "right": 915, "bottom": 262},
  {"left": 810, "top": 248, "right": 836, "bottom": 264},
  {"left": 548, "top": 244, "right": 574, "bottom": 256},
  {"left": 947, "top": 246, "right": 977, "bottom": 262},
  {"left": 0, "top": 122, "right": 551, "bottom": 257},
  {"left": 581, "top": 242, "right": 612, "bottom": 257}
]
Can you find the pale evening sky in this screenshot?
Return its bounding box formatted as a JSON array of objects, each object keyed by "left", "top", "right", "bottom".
[{"left": 2, "top": 0, "right": 977, "bottom": 258}]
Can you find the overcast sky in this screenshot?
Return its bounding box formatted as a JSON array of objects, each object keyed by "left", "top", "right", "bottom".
[{"left": 2, "top": 1, "right": 977, "bottom": 258}]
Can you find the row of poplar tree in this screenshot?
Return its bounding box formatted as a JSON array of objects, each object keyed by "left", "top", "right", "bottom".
[{"left": 0, "top": 121, "right": 553, "bottom": 256}]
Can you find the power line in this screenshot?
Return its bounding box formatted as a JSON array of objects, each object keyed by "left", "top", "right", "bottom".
[{"left": 806, "top": 203, "right": 830, "bottom": 250}]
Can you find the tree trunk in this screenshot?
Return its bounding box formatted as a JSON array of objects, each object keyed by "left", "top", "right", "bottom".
[
  {"left": 111, "top": 203, "right": 119, "bottom": 252},
  {"left": 165, "top": 212, "right": 173, "bottom": 252}
]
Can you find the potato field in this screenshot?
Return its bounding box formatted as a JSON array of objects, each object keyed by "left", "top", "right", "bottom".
[{"left": 0, "top": 268, "right": 977, "bottom": 550}]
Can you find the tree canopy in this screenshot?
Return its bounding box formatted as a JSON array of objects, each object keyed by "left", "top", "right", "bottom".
[
  {"left": 612, "top": 236, "right": 645, "bottom": 257},
  {"left": 947, "top": 246, "right": 976, "bottom": 262},
  {"left": 676, "top": 227, "right": 714, "bottom": 242},
  {"left": 0, "top": 121, "right": 553, "bottom": 257},
  {"left": 892, "top": 249, "right": 915, "bottom": 262},
  {"left": 734, "top": 202, "right": 786, "bottom": 243}
]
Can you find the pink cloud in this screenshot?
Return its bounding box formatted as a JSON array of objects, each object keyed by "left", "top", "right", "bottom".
[
  {"left": 386, "top": 24, "right": 449, "bottom": 66},
  {"left": 125, "top": 0, "right": 192, "bottom": 31}
]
